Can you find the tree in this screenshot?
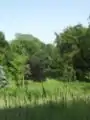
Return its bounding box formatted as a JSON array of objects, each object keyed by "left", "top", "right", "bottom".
[
  {"left": 25, "top": 43, "right": 63, "bottom": 81},
  {"left": 10, "top": 33, "right": 44, "bottom": 56},
  {"left": 0, "top": 31, "right": 10, "bottom": 63},
  {"left": 27, "top": 54, "right": 45, "bottom": 81},
  {"left": 55, "top": 23, "right": 90, "bottom": 81}
]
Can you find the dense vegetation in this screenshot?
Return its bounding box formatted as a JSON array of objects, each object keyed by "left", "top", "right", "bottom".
[
  {"left": 1, "top": 19, "right": 90, "bottom": 84},
  {"left": 1, "top": 17, "right": 90, "bottom": 119},
  {"left": 0, "top": 80, "right": 90, "bottom": 120}
]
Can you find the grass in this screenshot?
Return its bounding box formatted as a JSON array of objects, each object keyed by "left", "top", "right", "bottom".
[{"left": 0, "top": 79, "right": 90, "bottom": 119}]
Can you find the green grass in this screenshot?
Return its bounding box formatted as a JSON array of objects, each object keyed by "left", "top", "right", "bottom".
[{"left": 0, "top": 79, "right": 90, "bottom": 119}]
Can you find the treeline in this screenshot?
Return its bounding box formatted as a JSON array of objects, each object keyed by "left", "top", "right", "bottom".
[{"left": 1, "top": 20, "right": 90, "bottom": 85}]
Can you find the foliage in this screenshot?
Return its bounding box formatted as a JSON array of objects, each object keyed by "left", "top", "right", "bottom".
[
  {"left": 1, "top": 19, "right": 90, "bottom": 119},
  {"left": 10, "top": 33, "right": 44, "bottom": 56},
  {"left": 0, "top": 65, "right": 8, "bottom": 87},
  {"left": 55, "top": 23, "right": 90, "bottom": 81},
  {"left": 1, "top": 17, "right": 90, "bottom": 83},
  {"left": 0, "top": 80, "right": 90, "bottom": 119}
]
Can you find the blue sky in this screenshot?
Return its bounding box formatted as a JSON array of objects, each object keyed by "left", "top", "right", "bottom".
[{"left": 0, "top": 0, "right": 90, "bottom": 43}]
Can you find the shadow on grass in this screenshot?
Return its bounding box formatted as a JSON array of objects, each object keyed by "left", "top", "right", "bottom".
[{"left": 0, "top": 100, "right": 90, "bottom": 120}]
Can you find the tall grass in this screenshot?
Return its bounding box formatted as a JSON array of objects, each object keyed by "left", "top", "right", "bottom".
[{"left": 0, "top": 79, "right": 90, "bottom": 119}]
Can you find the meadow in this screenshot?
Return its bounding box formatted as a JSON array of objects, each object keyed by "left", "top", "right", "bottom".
[{"left": 0, "top": 79, "right": 90, "bottom": 120}]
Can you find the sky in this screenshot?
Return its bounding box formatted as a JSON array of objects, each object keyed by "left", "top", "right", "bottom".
[{"left": 0, "top": 0, "right": 90, "bottom": 43}]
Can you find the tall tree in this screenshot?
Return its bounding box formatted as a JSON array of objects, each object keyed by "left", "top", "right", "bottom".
[
  {"left": 10, "top": 33, "right": 44, "bottom": 56},
  {"left": 55, "top": 23, "right": 90, "bottom": 81}
]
